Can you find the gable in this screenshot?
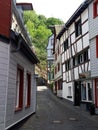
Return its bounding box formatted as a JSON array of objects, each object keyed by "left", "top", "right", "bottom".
[{"left": 0, "top": 0, "right": 12, "bottom": 38}]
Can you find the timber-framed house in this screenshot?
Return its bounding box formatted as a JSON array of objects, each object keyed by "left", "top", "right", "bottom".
[{"left": 57, "top": 0, "right": 93, "bottom": 111}]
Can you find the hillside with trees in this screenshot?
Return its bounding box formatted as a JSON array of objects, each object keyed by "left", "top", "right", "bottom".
[{"left": 23, "top": 11, "right": 64, "bottom": 78}]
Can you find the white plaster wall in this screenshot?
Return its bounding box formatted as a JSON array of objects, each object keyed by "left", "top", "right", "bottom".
[
  {"left": 81, "top": 9, "right": 88, "bottom": 23},
  {"left": 82, "top": 21, "right": 89, "bottom": 35},
  {"left": 77, "top": 39, "right": 82, "bottom": 53},
  {"left": 62, "top": 82, "right": 73, "bottom": 101},
  {"left": 83, "top": 33, "right": 89, "bottom": 49}
]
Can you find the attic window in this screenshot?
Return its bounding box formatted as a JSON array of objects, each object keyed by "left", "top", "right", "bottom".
[{"left": 93, "top": 0, "right": 98, "bottom": 18}]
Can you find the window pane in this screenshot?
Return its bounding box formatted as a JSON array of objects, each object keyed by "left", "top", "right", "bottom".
[
  {"left": 15, "top": 66, "right": 24, "bottom": 110},
  {"left": 81, "top": 84, "right": 86, "bottom": 100},
  {"left": 15, "top": 70, "right": 20, "bottom": 108},
  {"left": 75, "top": 19, "right": 81, "bottom": 37},
  {"left": 88, "top": 83, "right": 92, "bottom": 101}
]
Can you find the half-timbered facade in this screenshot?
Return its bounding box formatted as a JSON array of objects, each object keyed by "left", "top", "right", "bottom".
[
  {"left": 47, "top": 34, "right": 54, "bottom": 84},
  {"left": 53, "top": 25, "right": 64, "bottom": 97},
  {"left": 57, "top": 0, "right": 93, "bottom": 110}
]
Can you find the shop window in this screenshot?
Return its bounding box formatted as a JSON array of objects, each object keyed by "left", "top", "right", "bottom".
[
  {"left": 15, "top": 65, "right": 24, "bottom": 111},
  {"left": 75, "top": 19, "right": 82, "bottom": 37},
  {"left": 93, "top": 0, "right": 98, "bottom": 18},
  {"left": 81, "top": 81, "right": 92, "bottom": 102},
  {"left": 25, "top": 73, "right": 31, "bottom": 107},
  {"left": 81, "top": 83, "right": 86, "bottom": 100},
  {"left": 87, "top": 83, "right": 92, "bottom": 101}
]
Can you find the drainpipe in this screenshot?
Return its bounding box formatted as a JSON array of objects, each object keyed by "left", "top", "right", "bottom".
[{"left": 11, "top": 34, "right": 22, "bottom": 53}]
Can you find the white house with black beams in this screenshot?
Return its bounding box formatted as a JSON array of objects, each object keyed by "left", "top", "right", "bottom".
[{"left": 57, "top": 0, "right": 93, "bottom": 112}]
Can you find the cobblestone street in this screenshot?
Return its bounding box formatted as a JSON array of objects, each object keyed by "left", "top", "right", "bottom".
[{"left": 10, "top": 86, "right": 98, "bottom": 130}]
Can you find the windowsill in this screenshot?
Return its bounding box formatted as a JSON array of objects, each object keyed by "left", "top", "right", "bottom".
[
  {"left": 25, "top": 105, "right": 30, "bottom": 108},
  {"left": 67, "top": 96, "right": 72, "bottom": 98},
  {"left": 15, "top": 107, "right": 22, "bottom": 112},
  {"left": 76, "top": 34, "right": 82, "bottom": 40},
  {"left": 94, "top": 15, "right": 98, "bottom": 18},
  {"left": 81, "top": 100, "right": 92, "bottom": 103}
]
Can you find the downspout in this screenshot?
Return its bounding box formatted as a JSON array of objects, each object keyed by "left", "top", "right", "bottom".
[{"left": 11, "top": 35, "right": 22, "bottom": 53}]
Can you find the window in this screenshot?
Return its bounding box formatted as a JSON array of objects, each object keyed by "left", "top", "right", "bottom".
[
  {"left": 81, "top": 81, "right": 92, "bottom": 102},
  {"left": 84, "top": 50, "right": 88, "bottom": 61},
  {"left": 25, "top": 73, "right": 31, "bottom": 107},
  {"left": 68, "top": 86, "right": 71, "bottom": 96},
  {"left": 58, "top": 63, "right": 60, "bottom": 72},
  {"left": 15, "top": 65, "right": 24, "bottom": 111},
  {"left": 73, "top": 56, "right": 78, "bottom": 66},
  {"left": 64, "top": 39, "right": 68, "bottom": 51},
  {"left": 96, "top": 35, "right": 98, "bottom": 58},
  {"left": 78, "top": 54, "right": 84, "bottom": 64},
  {"left": 55, "top": 66, "right": 57, "bottom": 74},
  {"left": 58, "top": 47, "right": 60, "bottom": 55},
  {"left": 55, "top": 53, "right": 57, "bottom": 60},
  {"left": 75, "top": 19, "right": 81, "bottom": 37},
  {"left": 65, "top": 60, "right": 70, "bottom": 71},
  {"left": 51, "top": 38, "right": 53, "bottom": 45},
  {"left": 93, "top": 0, "right": 98, "bottom": 18}
]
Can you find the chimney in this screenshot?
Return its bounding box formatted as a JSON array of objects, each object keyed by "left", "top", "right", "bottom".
[{"left": 0, "top": 0, "right": 12, "bottom": 38}]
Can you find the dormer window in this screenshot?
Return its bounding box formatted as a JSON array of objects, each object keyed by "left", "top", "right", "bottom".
[
  {"left": 75, "top": 19, "right": 81, "bottom": 37},
  {"left": 93, "top": 0, "right": 98, "bottom": 18}
]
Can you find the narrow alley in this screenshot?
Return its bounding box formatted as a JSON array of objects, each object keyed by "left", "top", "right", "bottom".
[{"left": 10, "top": 86, "right": 98, "bottom": 130}]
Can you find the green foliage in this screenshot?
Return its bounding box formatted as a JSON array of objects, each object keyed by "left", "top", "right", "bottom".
[
  {"left": 46, "top": 17, "right": 64, "bottom": 27},
  {"left": 23, "top": 11, "right": 64, "bottom": 76}
]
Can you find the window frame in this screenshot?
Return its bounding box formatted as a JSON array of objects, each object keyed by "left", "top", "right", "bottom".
[
  {"left": 81, "top": 81, "right": 92, "bottom": 102},
  {"left": 93, "top": 0, "right": 98, "bottom": 18},
  {"left": 15, "top": 65, "right": 24, "bottom": 111},
  {"left": 64, "top": 38, "right": 68, "bottom": 51},
  {"left": 25, "top": 72, "right": 31, "bottom": 108},
  {"left": 75, "top": 19, "right": 82, "bottom": 37},
  {"left": 96, "top": 35, "right": 98, "bottom": 58}
]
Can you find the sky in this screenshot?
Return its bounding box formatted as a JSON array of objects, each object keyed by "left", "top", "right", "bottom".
[{"left": 16, "top": 0, "right": 85, "bottom": 22}]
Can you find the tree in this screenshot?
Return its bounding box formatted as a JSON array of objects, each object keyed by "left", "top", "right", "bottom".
[{"left": 23, "top": 11, "right": 64, "bottom": 78}]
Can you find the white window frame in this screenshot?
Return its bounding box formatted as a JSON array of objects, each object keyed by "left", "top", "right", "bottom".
[{"left": 81, "top": 81, "right": 92, "bottom": 102}]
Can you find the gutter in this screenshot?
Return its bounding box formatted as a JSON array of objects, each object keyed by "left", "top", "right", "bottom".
[
  {"left": 56, "top": 0, "right": 93, "bottom": 39},
  {"left": 10, "top": 30, "right": 39, "bottom": 64}
]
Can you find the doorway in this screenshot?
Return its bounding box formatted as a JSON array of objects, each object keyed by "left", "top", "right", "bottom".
[{"left": 74, "top": 81, "right": 81, "bottom": 106}]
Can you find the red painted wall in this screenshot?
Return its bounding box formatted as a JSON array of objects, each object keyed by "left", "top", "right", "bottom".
[{"left": 0, "top": 0, "right": 11, "bottom": 38}]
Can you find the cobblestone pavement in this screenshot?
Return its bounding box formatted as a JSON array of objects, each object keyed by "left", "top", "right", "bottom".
[{"left": 9, "top": 86, "right": 98, "bottom": 130}]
